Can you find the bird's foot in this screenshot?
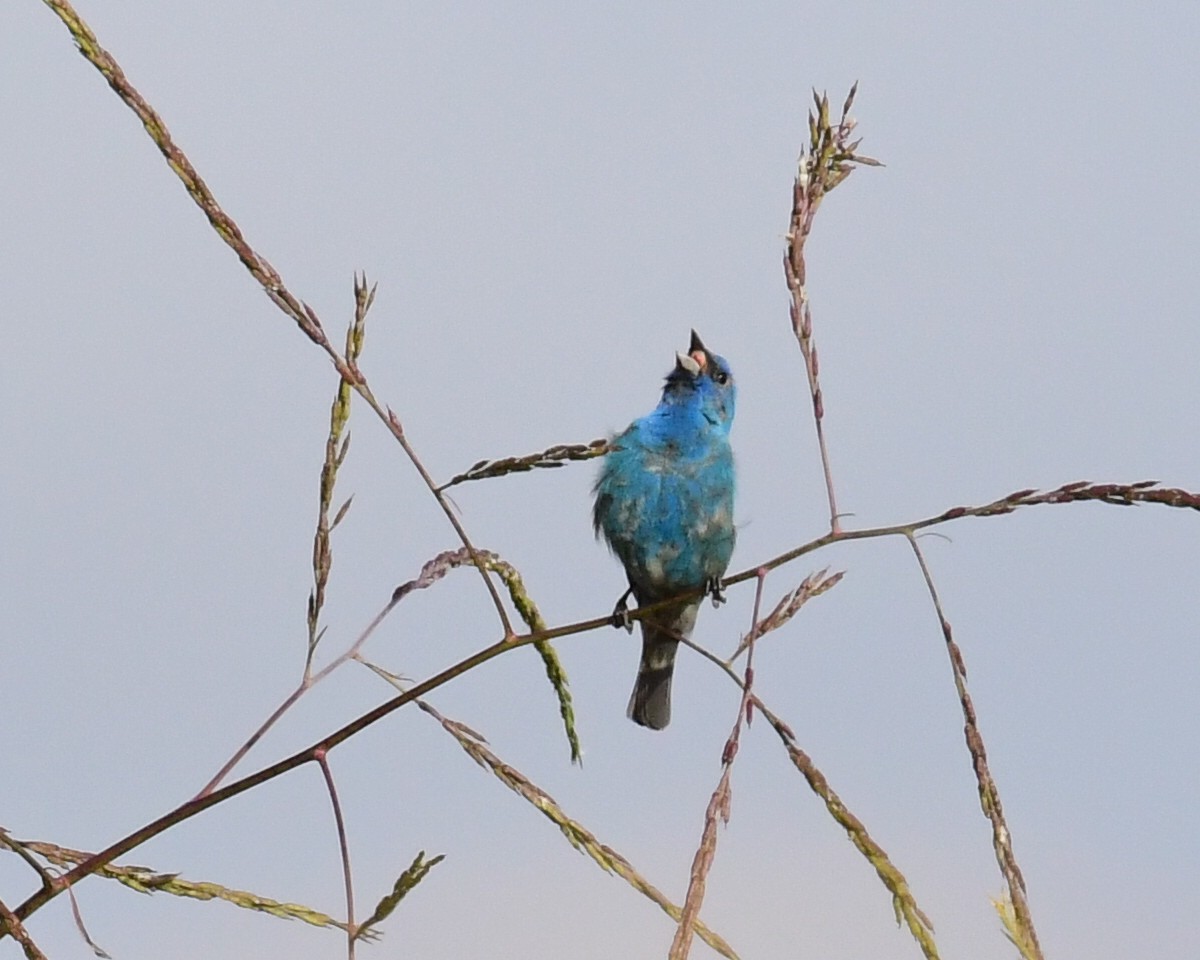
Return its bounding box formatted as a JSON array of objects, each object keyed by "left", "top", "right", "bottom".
[
  {"left": 705, "top": 576, "right": 727, "bottom": 608},
  {"left": 610, "top": 587, "right": 635, "bottom": 633}
]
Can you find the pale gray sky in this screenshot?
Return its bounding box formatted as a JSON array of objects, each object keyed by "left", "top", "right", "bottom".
[{"left": 3, "top": 2, "right": 1198, "bottom": 959}]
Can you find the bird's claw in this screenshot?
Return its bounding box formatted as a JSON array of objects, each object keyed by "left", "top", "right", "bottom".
[
  {"left": 611, "top": 589, "right": 635, "bottom": 633},
  {"left": 705, "top": 577, "right": 727, "bottom": 608}
]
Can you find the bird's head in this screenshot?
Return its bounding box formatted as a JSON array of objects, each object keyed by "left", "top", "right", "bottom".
[{"left": 663, "top": 330, "right": 736, "bottom": 432}]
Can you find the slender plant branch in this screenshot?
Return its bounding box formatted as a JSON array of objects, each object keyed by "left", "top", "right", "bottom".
[
  {"left": 11, "top": 628, "right": 520, "bottom": 922},
  {"left": 2, "top": 829, "right": 109, "bottom": 956},
  {"left": 719, "top": 479, "right": 1200, "bottom": 594},
  {"left": 39, "top": 0, "right": 514, "bottom": 637},
  {"left": 306, "top": 277, "right": 372, "bottom": 675},
  {"left": 64, "top": 886, "right": 109, "bottom": 959},
  {"left": 669, "top": 570, "right": 766, "bottom": 960},
  {"left": 197, "top": 546, "right": 505, "bottom": 797},
  {"left": 404, "top": 693, "right": 741, "bottom": 959},
  {"left": 315, "top": 749, "right": 357, "bottom": 960},
  {"left": 196, "top": 586, "right": 404, "bottom": 798},
  {"left": 0, "top": 832, "right": 54, "bottom": 897},
  {"left": 198, "top": 288, "right": 372, "bottom": 795},
  {"left": 0, "top": 898, "right": 45, "bottom": 960},
  {"left": 437, "top": 440, "right": 609, "bottom": 491},
  {"left": 13, "top": 839, "right": 356, "bottom": 934},
  {"left": 993, "top": 891, "right": 1041, "bottom": 960},
  {"left": 727, "top": 567, "right": 843, "bottom": 662},
  {"left": 680, "top": 627, "right": 940, "bottom": 960},
  {"left": 354, "top": 849, "right": 445, "bottom": 944},
  {"left": 906, "top": 533, "right": 1043, "bottom": 959},
  {"left": 786, "top": 84, "right": 882, "bottom": 534}
]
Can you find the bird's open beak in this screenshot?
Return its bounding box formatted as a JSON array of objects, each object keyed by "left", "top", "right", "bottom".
[
  {"left": 674, "top": 352, "right": 702, "bottom": 376},
  {"left": 688, "top": 329, "right": 712, "bottom": 371}
]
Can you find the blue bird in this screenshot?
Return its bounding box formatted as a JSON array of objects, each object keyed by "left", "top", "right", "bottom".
[{"left": 592, "top": 331, "right": 736, "bottom": 729}]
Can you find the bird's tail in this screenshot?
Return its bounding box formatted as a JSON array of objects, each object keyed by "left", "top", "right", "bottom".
[
  {"left": 627, "top": 602, "right": 698, "bottom": 730},
  {"left": 627, "top": 629, "right": 677, "bottom": 730}
]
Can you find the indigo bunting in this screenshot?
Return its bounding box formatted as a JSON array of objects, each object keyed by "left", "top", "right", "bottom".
[{"left": 592, "top": 331, "right": 736, "bottom": 729}]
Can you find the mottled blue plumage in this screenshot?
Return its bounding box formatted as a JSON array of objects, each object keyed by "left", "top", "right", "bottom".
[{"left": 593, "top": 331, "right": 736, "bottom": 729}]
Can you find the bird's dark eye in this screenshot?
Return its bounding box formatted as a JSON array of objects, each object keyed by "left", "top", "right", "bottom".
[{"left": 713, "top": 371, "right": 729, "bottom": 385}]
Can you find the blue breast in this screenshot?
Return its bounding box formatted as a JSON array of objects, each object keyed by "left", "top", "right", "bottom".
[{"left": 593, "top": 411, "right": 735, "bottom": 599}]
